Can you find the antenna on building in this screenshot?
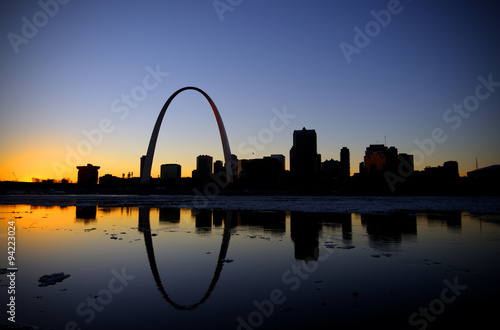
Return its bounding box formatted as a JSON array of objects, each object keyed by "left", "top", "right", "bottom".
[{"left": 476, "top": 154, "right": 478, "bottom": 170}]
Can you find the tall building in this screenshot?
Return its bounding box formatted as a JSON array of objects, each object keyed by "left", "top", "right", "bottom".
[
  {"left": 398, "top": 153, "right": 414, "bottom": 174},
  {"left": 160, "top": 164, "right": 181, "bottom": 181},
  {"left": 230, "top": 154, "right": 238, "bottom": 180},
  {"left": 77, "top": 164, "right": 100, "bottom": 186},
  {"left": 140, "top": 155, "right": 146, "bottom": 179},
  {"left": 443, "top": 161, "right": 459, "bottom": 177},
  {"left": 386, "top": 146, "right": 398, "bottom": 173},
  {"left": 192, "top": 155, "right": 213, "bottom": 179},
  {"left": 245, "top": 156, "right": 283, "bottom": 185},
  {"left": 364, "top": 144, "right": 388, "bottom": 173},
  {"left": 290, "top": 127, "right": 321, "bottom": 178},
  {"left": 363, "top": 144, "right": 414, "bottom": 175},
  {"left": 214, "top": 160, "right": 223, "bottom": 174},
  {"left": 322, "top": 159, "right": 340, "bottom": 178},
  {"left": 270, "top": 154, "right": 286, "bottom": 172},
  {"left": 340, "top": 147, "right": 350, "bottom": 178},
  {"left": 238, "top": 159, "right": 249, "bottom": 179}
]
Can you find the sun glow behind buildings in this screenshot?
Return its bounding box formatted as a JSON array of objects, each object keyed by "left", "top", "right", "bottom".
[{"left": 0, "top": 1, "right": 499, "bottom": 182}]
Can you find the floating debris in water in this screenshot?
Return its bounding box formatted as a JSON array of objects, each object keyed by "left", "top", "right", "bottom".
[
  {"left": 38, "top": 273, "right": 70, "bottom": 287},
  {"left": 0, "top": 268, "right": 17, "bottom": 274},
  {"left": 337, "top": 245, "right": 355, "bottom": 249}
]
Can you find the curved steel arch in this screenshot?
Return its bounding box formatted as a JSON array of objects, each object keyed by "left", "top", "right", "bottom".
[
  {"left": 140, "top": 87, "right": 233, "bottom": 184},
  {"left": 139, "top": 208, "right": 234, "bottom": 310}
]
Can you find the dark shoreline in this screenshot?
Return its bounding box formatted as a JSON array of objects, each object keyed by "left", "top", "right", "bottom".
[
  {"left": 1, "top": 177, "right": 499, "bottom": 197},
  {"left": 2, "top": 193, "right": 500, "bottom": 216}
]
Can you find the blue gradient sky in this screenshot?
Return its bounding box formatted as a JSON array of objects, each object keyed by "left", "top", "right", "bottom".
[{"left": 1, "top": 0, "right": 499, "bottom": 181}]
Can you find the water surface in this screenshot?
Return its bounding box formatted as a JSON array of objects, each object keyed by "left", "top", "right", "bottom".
[{"left": 1, "top": 196, "right": 500, "bottom": 329}]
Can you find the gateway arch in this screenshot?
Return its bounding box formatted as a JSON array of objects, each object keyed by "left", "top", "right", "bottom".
[{"left": 140, "top": 87, "right": 233, "bottom": 184}]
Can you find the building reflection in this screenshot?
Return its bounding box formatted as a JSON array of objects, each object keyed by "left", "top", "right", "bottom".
[
  {"left": 237, "top": 210, "right": 286, "bottom": 236},
  {"left": 290, "top": 212, "right": 321, "bottom": 261},
  {"left": 361, "top": 214, "right": 417, "bottom": 251},
  {"left": 75, "top": 205, "right": 97, "bottom": 223},
  {"left": 213, "top": 209, "right": 224, "bottom": 227},
  {"left": 320, "top": 213, "right": 353, "bottom": 243},
  {"left": 426, "top": 212, "right": 462, "bottom": 232},
  {"left": 194, "top": 209, "right": 212, "bottom": 234},
  {"left": 159, "top": 208, "right": 180, "bottom": 223},
  {"left": 138, "top": 207, "right": 234, "bottom": 310},
  {"left": 79, "top": 205, "right": 471, "bottom": 262}
]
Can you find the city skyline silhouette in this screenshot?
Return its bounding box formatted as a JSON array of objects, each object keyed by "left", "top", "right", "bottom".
[{"left": 1, "top": 1, "right": 499, "bottom": 184}]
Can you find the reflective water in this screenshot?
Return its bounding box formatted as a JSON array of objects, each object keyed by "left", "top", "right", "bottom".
[{"left": 1, "top": 197, "right": 500, "bottom": 329}]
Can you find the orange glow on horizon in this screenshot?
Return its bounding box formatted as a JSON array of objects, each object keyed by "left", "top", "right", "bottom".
[
  {"left": 0, "top": 142, "right": 493, "bottom": 182},
  {"left": 0, "top": 161, "right": 483, "bottom": 182}
]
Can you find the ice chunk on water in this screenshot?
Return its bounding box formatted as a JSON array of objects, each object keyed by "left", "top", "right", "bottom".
[
  {"left": 337, "top": 245, "right": 355, "bottom": 249},
  {"left": 324, "top": 243, "right": 338, "bottom": 248},
  {"left": 38, "top": 272, "right": 70, "bottom": 287}
]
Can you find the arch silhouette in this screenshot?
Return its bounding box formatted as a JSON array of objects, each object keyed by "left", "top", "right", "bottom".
[
  {"left": 140, "top": 87, "right": 233, "bottom": 184},
  {"left": 138, "top": 208, "right": 234, "bottom": 310}
]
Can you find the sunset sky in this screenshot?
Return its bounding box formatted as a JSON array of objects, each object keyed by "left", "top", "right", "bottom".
[{"left": 1, "top": 0, "right": 499, "bottom": 182}]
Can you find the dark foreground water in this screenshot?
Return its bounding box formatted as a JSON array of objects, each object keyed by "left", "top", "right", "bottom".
[{"left": 1, "top": 195, "right": 500, "bottom": 329}]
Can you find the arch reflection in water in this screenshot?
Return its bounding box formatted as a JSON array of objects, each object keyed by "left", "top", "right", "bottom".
[{"left": 138, "top": 207, "right": 234, "bottom": 310}]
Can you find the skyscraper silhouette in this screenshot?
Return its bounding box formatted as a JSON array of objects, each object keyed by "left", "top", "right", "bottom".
[
  {"left": 364, "top": 144, "right": 387, "bottom": 174},
  {"left": 76, "top": 164, "right": 100, "bottom": 186},
  {"left": 290, "top": 128, "right": 321, "bottom": 179},
  {"left": 340, "top": 147, "right": 350, "bottom": 178},
  {"left": 193, "top": 155, "right": 213, "bottom": 180},
  {"left": 160, "top": 164, "right": 181, "bottom": 181}
]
